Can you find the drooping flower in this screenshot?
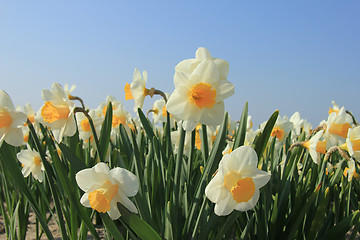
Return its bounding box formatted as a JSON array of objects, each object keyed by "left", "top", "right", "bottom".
[
  {"left": 124, "top": 68, "right": 149, "bottom": 112},
  {"left": 75, "top": 162, "right": 139, "bottom": 220},
  {"left": 17, "top": 147, "right": 45, "bottom": 182},
  {"left": 76, "top": 109, "right": 102, "bottom": 148},
  {"left": 205, "top": 146, "right": 271, "bottom": 216},
  {"left": 166, "top": 47, "right": 235, "bottom": 131},
  {"left": 0, "top": 90, "right": 27, "bottom": 147},
  {"left": 36, "top": 83, "right": 77, "bottom": 141},
  {"left": 301, "top": 130, "right": 328, "bottom": 165}
]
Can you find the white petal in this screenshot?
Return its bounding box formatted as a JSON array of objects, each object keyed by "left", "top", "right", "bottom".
[
  {"left": 213, "top": 59, "right": 229, "bottom": 80},
  {"left": 198, "top": 102, "right": 225, "bottom": 127},
  {"left": 205, "top": 173, "right": 228, "bottom": 203},
  {"left": 223, "top": 146, "right": 258, "bottom": 174},
  {"left": 214, "top": 194, "right": 236, "bottom": 216},
  {"left": 9, "top": 111, "right": 27, "bottom": 128},
  {"left": 108, "top": 201, "right": 121, "bottom": 220},
  {"left": 118, "top": 192, "right": 138, "bottom": 213},
  {"left": 75, "top": 168, "right": 98, "bottom": 192},
  {"left": 191, "top": 60, "right": 220, "bottom": 85},
  {"left": 166, "top": 90, "right": 187, "bottom": 117},
  {"left": 182, "top": 120, "right": 198, "bottom": 132},
  {"left": 80, "top": 193, "right": 91, "bottom": 207},
  {"left": 196, "top": 47, "right": 212, "bottom": 60},
  {"left": 4, "top": 128, "right": 24, "bottom": 146},
  {"left": 241, "top": 168, "right": 271, "bottom": 189},
  {"left": 216, "top": 80, "right": 234, "bottom": 100},
  {"left": 0, "top": 90, "right": 15, "bottom": 110},
  {"left": 110, "top": 168, "right": 139, "bottom": 197},
  {"left": 63, "top": 115, "right": 77, "bottom": 137}
]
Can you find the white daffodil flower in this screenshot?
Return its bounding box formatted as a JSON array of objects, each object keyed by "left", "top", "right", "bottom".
[
  {"left": 205, "top": 146, "right": 270, "bottom": 216},
  {"left": 323, "top": 107, "right": 352, "bottom": 147},
  {"left": 166, "top": 47, "right": 234, "bottom": 132},
  {"left": 340, "top": 126, "right": 360, "bottom": 162},
  {"left": 37, "top": 83, "right": 76, "bottom": 141},
  {"left": 17, "top": 147, "right": 45, "bottom": 182},
  {"left": 0, "top": 90, "right": 27, "bottom": 147},
  {"left": 125, "top": 68, "right": 149, "bottom": 112},
  {"left": 75, "top": 162, "right": 139, "bottom": 220},
  {"left": 302, "top": 130, "right": 327, "bottom": 165}
]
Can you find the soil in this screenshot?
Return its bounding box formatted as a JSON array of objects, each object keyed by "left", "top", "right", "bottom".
[{"left": 0, "top": 211, "right": 105, "bottom": 240}]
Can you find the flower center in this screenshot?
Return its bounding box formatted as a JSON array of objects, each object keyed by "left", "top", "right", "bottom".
[
  {"left": 271, "top": 127, "right": 285, "bottom": 141},
  {"left": 188, "top": 83, "right": 216, "bottom": 108},
  {"left": 328, "top": 123, "right": 351, "bottom": 138},
  {"left": 41, "top": 102, "right": 70, "bottom": 123},
  {"left": 0, "top": 110, "right": 13, "bottom": 129},
  {"left": 33, "top": 156, "right": 42, "bottom": 166},
  {"left": 80, "top": 119, "right": 91, "bottom": 132},
  {"left": 351, "top": 139, "right": 360, "bottom": 152},
  {"left": 124, "top": 83, "right": 134, "bottom": 100},
  {"left": 162, "top": 106, "right": 168, "bottom": 117},
  {"left": 88, "top": 180, "right": 119, "bottom": 213},
  {"left": 223, "top": 171, "right": 255, "bottom": 203},
  {"left": 112, "top": 115, "right": 127, "bottom": 128},
  {"left": 316, "top": 140, "right": 327, "bottom": 154}
]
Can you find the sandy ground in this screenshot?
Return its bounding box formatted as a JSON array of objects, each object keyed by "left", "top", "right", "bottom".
[{"left": 0, "top": 211, "right": 105, "bottom": 240}]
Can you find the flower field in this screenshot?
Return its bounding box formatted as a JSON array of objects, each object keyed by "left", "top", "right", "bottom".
[{"left": 1, "top": 48, "right": 359, "bottom": 239}]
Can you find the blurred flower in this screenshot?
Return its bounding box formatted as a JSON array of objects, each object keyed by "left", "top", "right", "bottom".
[
  {"left": 205, "top": 146, "right": 270, "bottom": 216},
  {"left": 344, "top": 159, "right": 360, "bottom": 181},
  {"left": 340, "top": 126, "right": 360, "bottom": 162},
  {"left": 37, "top": 83, "right": 76, "bottom": 141},
  {"left": 125, "top": 68, "right": 149, "bottom": 112},
  {"left": 0, "top": 90, "right": 27, "bottom": 147},
  {"left": 76, "top": 162, "right": 139, "bottom": 220},
  {"left": 323, "top": 107, "right": 352, "bottom": 146},
  {"left": 17, "top": 147, "right": 45, "bottom": 182},
  {"left": 76, "top": 109, "right": 102, "bottom": 148},
  {"left": 302, "top": 130, "right": 327, "bottom": 165},
  {"left": 166, "top": 47, "right": 234, "bottom": 131},
  {"left": 289, "top": 112, "right": 304, "bottom": 137}
]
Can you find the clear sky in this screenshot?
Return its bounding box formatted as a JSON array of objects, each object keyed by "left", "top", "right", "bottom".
[{"left": 1, "top": 1, "right": 359, "bottom": 128}]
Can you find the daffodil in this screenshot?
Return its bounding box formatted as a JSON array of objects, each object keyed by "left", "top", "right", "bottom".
[
  {"left": 205, "top": 146, "right": 271, "bottom": 216},
  {"left": 344, "top": 159, "right": 360, "bottom": 181},
  {"left": 75, "top": 162, "right": 139, "bottom": 220},
  {"left": 125, "top": 68, "right": 149, "bottom": 112},
  {"left": 302, "top": 130, "right": 327, "bottom": 164},
  {"left": 76, "top": 109, "right": 102, "bottom": 148},
  {"left": 166, "top": 47, "right": 235, "bottom": 131},
  {"left": 323, "top": 107, "right": 352, "bottom": 146},
  {"left": 17, "top": 147, "right": 45, "bottom": 182},
  {"left": 0, "top": 90, "right": 27, "bottom": 147},
  {"left": 340, "top": 126, "right": 360, "bottom": 162},
  {"left": 289, "top": 112, "right": 304, "bottom": 137},
  {"left": 37, "top": 83, "right": 76, "bottom": 141}
]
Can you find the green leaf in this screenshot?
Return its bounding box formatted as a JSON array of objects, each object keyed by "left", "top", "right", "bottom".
[
  {"left": 0, "top": 143, "right": 54, "bottom": 240},
  {"left": 233, "top": 101, "right": 248, "bottom": 149},
  {"left": 99, "top": 101, "right": 113, "bottom": 162},
  {"left": 100, "top": 213, "right": 124, "bottom": 240},
  {"left": 254, "top": 110, "right": 279, "bottom": 158},
  {"left": 138, "top": 108, "right": 155, "bottom": 140},
  {"left": 58, "top": 143, "right": 86, "bottom": 172},
  {"left": 118, "top": 203, "right": 162, "bottom": 240},
  {"left": 320, "top": 210, "right": 360, "bottom": 240}
]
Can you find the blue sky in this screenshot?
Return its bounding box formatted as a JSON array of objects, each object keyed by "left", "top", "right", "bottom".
[{"left": 1, "top": 1, "right": 359, "bottom": 127}]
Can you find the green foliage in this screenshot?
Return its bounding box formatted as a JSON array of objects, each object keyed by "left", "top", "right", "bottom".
[{"left": 1, "top": 101, "right": 359, "bottom": 239}]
